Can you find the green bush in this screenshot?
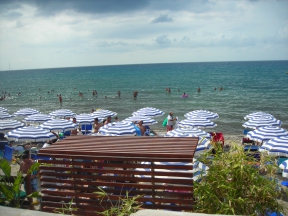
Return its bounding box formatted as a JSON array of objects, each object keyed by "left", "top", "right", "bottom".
[{"left": 194, "top": 143, "right": 285, "bottom": 215}]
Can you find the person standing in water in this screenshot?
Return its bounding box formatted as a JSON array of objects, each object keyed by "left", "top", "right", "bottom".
[{"left": 59, "top": 94, "right": 62, "bottom": 103}]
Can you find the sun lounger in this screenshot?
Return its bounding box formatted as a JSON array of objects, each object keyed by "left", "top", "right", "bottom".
[{"left": 81, "top": 124, "right": 93, "bottom": 135}]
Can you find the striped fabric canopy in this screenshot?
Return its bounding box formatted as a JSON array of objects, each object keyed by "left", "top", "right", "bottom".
[
  {"left": 13, "top": 108, "right": 40, "bottom": 116},
  {"left": 0, "top": 107, "right": 8, "bottom": 112},
  {"left": 132, "top": 107, "right": 164, "bottom": 118},
  {"left": 184, "top": 110, "right": 219, "bottom": 120},
  {"left": 49, "top": 109, "right": 76, "bottom": 118},
  {"left": 247, "top": 126, "right": 288, "bottom": 142},
  {"left": 75, "top": 114, "right": 103, "bottom": 125},
  {"left": 260, "top": 136, "right": 288, "bottom": 157},
  {"left": 0, "top": 120, "right": 24, "bottom": 133},
  {"left": 178, "top": 117, "right": 217, "bottom": 129},
  {"left": 123, "top": 116, "right": 157, "bottom": 126},
  {"left": 23, "top": 114, "right": 53, "bottom": 124},
  {"left": 242, "top": 116, "right": 282, "bottom": 129},
  {"left": 99, "top": 122, "right": 136, "bottom": 136},
  {"left": 172, "top": 128, "right": 211, "bottom": 138},
  {"left": 244, "top": 111, "right": 274, "bottom": 120},
  {"left": 40, "top": 119, "right": 78, "bottom": 132},
  {"left": 6, "top": 126, "right": 57, "bottom": 142},
  {"left": 92, "top": 109, "right": 117, "bottom": 118},
  {"left": 0, "top": 111, "right": 14, "bottom": 120}
]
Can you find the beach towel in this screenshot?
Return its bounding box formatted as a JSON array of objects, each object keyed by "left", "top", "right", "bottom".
[{"left": 162, "top": 118, "right": 168, "bottom": 127}]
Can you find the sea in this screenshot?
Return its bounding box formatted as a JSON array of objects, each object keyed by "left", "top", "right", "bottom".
[{"left": 0, "top": 60, "right": 288, "bottom": 139}]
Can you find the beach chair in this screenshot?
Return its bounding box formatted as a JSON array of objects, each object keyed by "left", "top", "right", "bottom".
[
  {"left": 81, "top": 124, "right": 93, "bottom": 135},
  {"left": 244, "top": 145, "right": 260, "bottom": 161}
]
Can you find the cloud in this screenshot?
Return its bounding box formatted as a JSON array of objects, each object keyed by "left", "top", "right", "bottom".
[
  {"left": 151, "top": 14, "right": 174, "bottom": 23},
  {"left": 155, "top": 35, "right": 172, "bottom": 45}
]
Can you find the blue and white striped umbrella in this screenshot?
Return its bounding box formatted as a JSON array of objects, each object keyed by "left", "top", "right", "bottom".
[
  {"left": 49, "top": 109, "right": 76, "bottom": 119},
  {"left": 75, "top": 114, "right": 103, "bottom": 126},
  {"left": 194, "top": 138, "right": 212, "bottom": 157},
  {"left": 0, "top": 107, "right": 8, "bottom": 112},
  {"left": 0, "top": 111, "right": 14, "bottom": 120},
  {"left": 244, "top": 111, "right": 274, "bottom": 120},
  {"left": 132, "top": 107, "right": 164, "bottom": 118},
  {"left": 242, "top": 116, "right": 282, "bottom": 129},
  {"left": 13, "top": 108, "right": 40, "bottom": 116},
  {"left": 6, "top": 126, "right": 57, "bottom": 142},
  {"left": 92, "top": 109, "right": 117, "bottom": 118},
  {"left": 164, "top": 131, "right": 198, "bottom": 137},
  {"left": 279, "top": 159, "right": 288, "bottom": 178},
  {"left": 184, "top": 110, "right": 219, "bottom": 120},
  {"left": 40, "top": 119, "right": 78, "bottom": 132},
  {"left": 172, "top": 128, "right": 211, "bottom": 138},
  {"left": 0, "top": 120, "right": 24, "bottom": 133},
  {"left": 178, "top": 117, "right": 217, "bottom": 129},
  {"left": 247, "top": 126, "right": 288, "bottom": 142},
  {"left": 260, "top": 136, "right": 288, "bottom": 157},
  {"left": 123, "top": 116, "right": 158, "bottom": 126},
  {"left": 23, "top": 114, "right": 53, "bottom": 124},
  {"left": 99, "top": 122, "right": 136, "bottom": 136}
]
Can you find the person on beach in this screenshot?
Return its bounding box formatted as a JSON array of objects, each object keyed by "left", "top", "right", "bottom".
[
  {"left": 214, "top": 87, "right": 217, "bottom": 90},
  {"left": 59, "top": 94, "right": 62, "bottom": 103},
  {"left": 219, "top": 87, "right": 223, "bottom": 90},
  {"left": 91, "top": 109, "right": 95, "bottom": 113},
  {"left": 71, "top": 117, "right": 79, "bottom": 135},
  {"left": 115, "top": 116, "right": 119, "bottom": 122},
  {"left": 104, "top": 116, "right": 112, "bottom": 125},
  {"left": 94, "top": 118, "right": 102, "bottom": 133},
  {"left": 137, "top": 120, "right": 147, "bottom": 136},
  {"left": 145, "top": 125, "right": 157, "bottom": 136},
  {"left": 19, "top": 154, "right": 38, "bottom": 192},
  {"left": 197, "top": 87, "right": 201, "bottom": 93},
  {"left": 117, "top": 91, "right": 121, "bottom": 97},
  {"left": 167, "top": 111, "right": 176, "bottom": 131}
]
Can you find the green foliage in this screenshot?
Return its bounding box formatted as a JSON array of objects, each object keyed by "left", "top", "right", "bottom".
[
  {"left": 194, "top": 143, "right": 285, "bottom": 215},
  {"left": 0, "top": 158, "right": 39, "bottom": 208},
  {"left": 95, "top": 187, "right": 143, "bottom": 216},
  {"left": 54, "top": 199, "right": 78, "bottom": 215}
]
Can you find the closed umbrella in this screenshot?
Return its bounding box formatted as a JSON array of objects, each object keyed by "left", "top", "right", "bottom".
[
  {"left": 23, "top": 114, "right": 53, "bottom": 124},
  {"left": 244, "top": 111, "right": 274, "bottom": 120},
  {"left": 99, "top": 122, "right": 136, "bottom": 136},
  {"left": 0, "top": 111, "right": 14, "bottom": 120},
  {"left": 242, "top": 116, "right": 282, "bottom": 129},
  {"left": 247, "top": 126, "right": 288, "bottom": 142},
  {"left": 123, "top": 116, "right": 157, "bottom": 126},
  {"left": 13, "top": 108, "right": 40, "bottom": 116},
  {"left": 6, "top": 126, "right": 57, "bottom": 142},
  {"left": 0, "top": 120, "right": 24, "bottom": 133},
  {"left": 49, "top": 109, "right": 76, "bottom": 119},
  {"left": 0, "top": 107, "right": 8, "bottom": 112},
  {"left": 184, "top": 110, "right": 219, "bottom": 120},
  {"left": 178, "top": 117, "right": 217, "bottom": 129},
  {"left": 92, "top": 109, "right": 117, "bottom": 118},
  {"left": 132, "top": 107, "right": 164, "bottom": 118},
  {"left": 260, "top": 136, "right": 288, "bottom": 157},
  {"left": 40, "top": 119, "right": 78, "bottom": 132}
]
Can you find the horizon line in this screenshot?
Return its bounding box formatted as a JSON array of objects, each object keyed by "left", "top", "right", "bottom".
[{"left": 1, "top": 59, "right": 287, "bottom": 72}]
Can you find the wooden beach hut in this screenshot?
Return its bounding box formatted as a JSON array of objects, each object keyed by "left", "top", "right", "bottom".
[{"left": 37, "top": 136, "right": 199, "bottom": 215}]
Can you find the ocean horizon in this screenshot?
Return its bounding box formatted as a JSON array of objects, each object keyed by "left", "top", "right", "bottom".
[{"left": 1, "top": 60, "right": 288, "bottom": 138}]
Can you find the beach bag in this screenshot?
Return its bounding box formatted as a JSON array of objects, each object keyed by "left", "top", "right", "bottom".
[{"left": 162, "top": 118, "right": 168, "bottom": 127}]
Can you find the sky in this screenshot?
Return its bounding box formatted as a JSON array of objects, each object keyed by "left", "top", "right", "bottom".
[{"left": 0, "top": 0, "right": 287, "bottom": 71}]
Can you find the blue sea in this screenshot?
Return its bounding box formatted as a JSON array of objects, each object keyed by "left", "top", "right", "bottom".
[{"left": 0, "top": 61, "right": 288, "bottom": 137}]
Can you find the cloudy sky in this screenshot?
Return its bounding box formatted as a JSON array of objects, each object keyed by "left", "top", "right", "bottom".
[{"left": 0, "top": 0, "right": 287, "bottom": 70}]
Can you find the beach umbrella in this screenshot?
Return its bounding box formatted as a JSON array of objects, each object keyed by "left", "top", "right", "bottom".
[
  {"left": 74, "top": 114, "right": 102, "bottom": 126},
  {"left": 0, "top": 111, "right": 14, "bottom": 120},
  {"left": 122, "top": 116, "right": 157, "bottom": 126},
  {"left": 172, "top": 128, "right": 211, "bottom": 138},
  {"left": 98, "top": 122, "right": 136, "bottom": 136},
  {"left": 260, "top": 136, "right": 288, "bottom": 157},
  {"left": 184, "top": 110, "right": 219, "bottom": 120},
  {"left": 242, "top": 116, "right": 282, "bottom": 129},
  {"left": 49, "top": 109, "right": 76, "bottom": 119},
  {"left": 178, "top": 117, "right": 217, "bottom": 129},
  {"left": 164, "top": 131, "right": 197, "bottom": 137},
  {"left": 132, "top": 107, "right": 164, "bottom": 118},
  {"left": 23, "top": 114, "right": 53, "bottom": 124},
  {"left": 92, "top": 109, "right": 117, "bottom": 118},
  {"left": 0, "top": 107, "right": 8, "bottom": 112},
  {"left": 244, "top": 111, "right": 274, "bottom": 120},
  {"left": 40, "top": 119, "right": 78, "bottom": 132},
  {"left": 0, "top": 120, "right": 24, "bottom": 133},
  {"left": 247, "top": 126, "right": 288, "bottom": 142},
  {"left": 13, "top": 108, "right": 40, "bottom": 116},
  {"left": 6, "top": 126, "right": 57, "bottom": 142}
]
